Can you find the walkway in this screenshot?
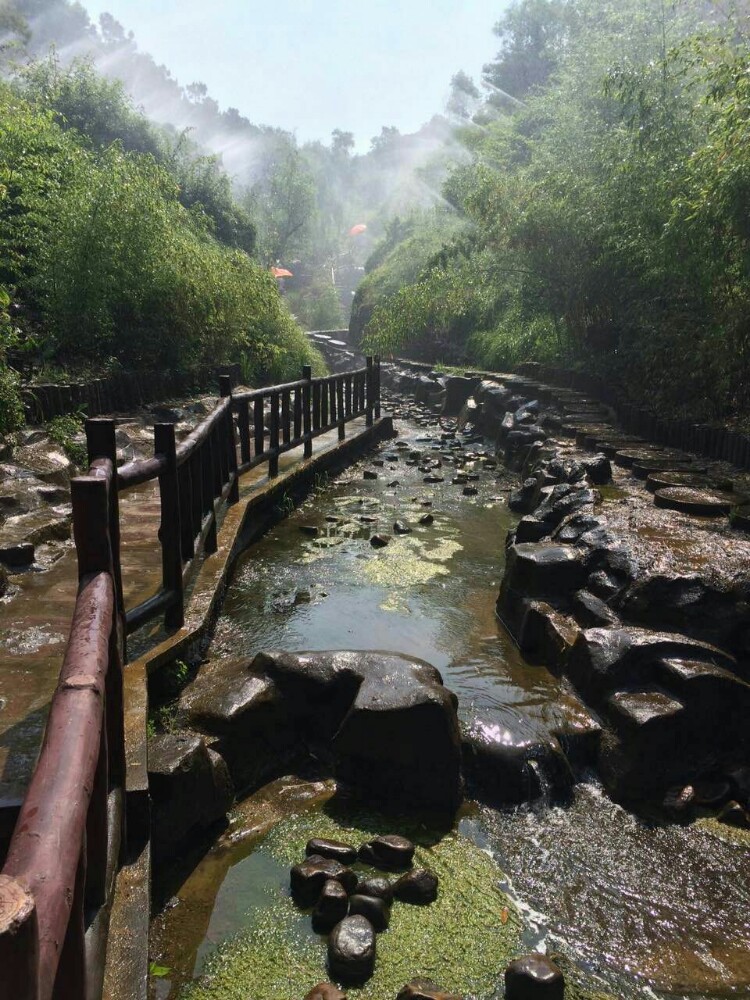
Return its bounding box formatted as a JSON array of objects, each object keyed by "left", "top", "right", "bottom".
[{"left": 0, "top": 416, "right": 370, "bottom": 841}]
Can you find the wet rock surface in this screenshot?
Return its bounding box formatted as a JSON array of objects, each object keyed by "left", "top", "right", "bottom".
[
  {"left": 504, "top": 954, "right": 565, "bottom": 1000},
  {"left": 178, "top": 650, "right": 462, "bottom": 811},
  {"left": 327, "top": 915, "right": 377, "bottom": 982}
]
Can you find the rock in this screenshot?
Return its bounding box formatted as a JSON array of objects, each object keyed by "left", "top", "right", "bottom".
[
  {"left": 304, "top": 984, "right": 348, "bottom": 1000},
  {"left": 418, "top": 513, "right": 434, "bottom": 526},
  {"left": 566, "top": 626, "right": 739, "bottom": 709},
  {"left": 354, "top": 876, "right": 394, "bottom": 902},
  {"left": 312, "top": 879, "right": 350, "bottom": 932},
  {"left": 332, "top": 654, "right": 462, "bottom": 813},
  {"left": 291, "top": 856, "right": 357, "bottom": 905},
  {"left": 462, "top": 712, "right": 573, "bottom": 806},
  {"left": 509, "top": 479, "right": 541, "bottom": 514},
  {"left": 462, "top": 486, "right": 478, "bottom": 497},
  {"left": 572, "top": 590, "right": 619, "bottom": 628},
  {"left": 327, "top": 915, "right": 376, "bottom": 982},
  {"left": 505, "top": 955, "right": 565, "bottom": 1000},
  {"left": 0, "top": 540, "right": 35, "bottom": 568},
  {"left": 534, "top": 484, "right": 596, "bottom": 529},
  {"left": 498, "top": 544, "right": 588, "bottom": 637},
  {"left": 717, "top": 800, "right": 750, "bottom": 829},
  {"left": 363, "top": 469, "right": 379, "bottom": 480},
  {"left": 442, "top": 376, "right": 478, "bottom": 417},
  {"left": 654, "top": 487, "right": 738, "bottom": 517},
  {"left": 348, "top": 893, "right": 391, "bottom": 930},
  {"left": 148, "top": 734, "right": 234, "bottom": 861},
  {"left": 581, "top": 453, "right": 612, "bottom": 485},
  {"left": 393, "top": 520, "right": 412, "bottom": 534},
  {"left": 397, "top": 979, "right": 463, "bottom": 1000},
  {"left": 423, "top": 475, "right": 444, "bottom": 484},
  {"left": 514, "top": 517, "right": 549, "bottom": 544},
  {"left": 306, "top": 838, "right": 358, "bottom": 865},
  {"left": 393, "top": 868, "right": 438, "bottom": 904},
  {"left": 300, "top": 525, "right": 320, "bottom": 537},
  {"left": 358, "top": 834, "right": 415, "bottom": 870},
  {"left": 387, "top": 480, "right": 400, "bottom": 488},
  {"left": 370, "top": 534, "right": 391, "bottom": 548}
]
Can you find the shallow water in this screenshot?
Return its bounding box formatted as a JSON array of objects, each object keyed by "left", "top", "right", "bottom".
[{"left": 154, "top": 409, "right": 750, "bottom": 1000}]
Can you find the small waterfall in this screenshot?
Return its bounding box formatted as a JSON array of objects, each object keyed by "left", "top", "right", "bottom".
[{"left": 527, "top": 758, "right": 553, "bottom": 808}]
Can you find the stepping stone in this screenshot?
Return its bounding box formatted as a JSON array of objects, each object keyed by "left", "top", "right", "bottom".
[{"left": 654, "top": 487, "right": 740, "bottom": 516}]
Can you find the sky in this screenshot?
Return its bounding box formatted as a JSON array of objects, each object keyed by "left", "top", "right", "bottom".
[{"left": 80, "top": 0, "right": 506, "bottom": 147}]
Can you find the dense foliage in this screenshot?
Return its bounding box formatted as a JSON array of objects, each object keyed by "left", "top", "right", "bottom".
[
  {"left": 0, "top": 59, "right": 324, "bottom": 432},
  {"left": 359, "top": 0, "right": 750, "bottom": 424}
]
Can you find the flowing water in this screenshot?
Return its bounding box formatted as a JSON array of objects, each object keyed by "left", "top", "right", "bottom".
[{"left": 152, "top": 406, "right": 750, "bottom": 1000}]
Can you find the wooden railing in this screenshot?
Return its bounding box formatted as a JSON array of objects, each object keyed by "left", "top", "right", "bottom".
[
  {"left": 0, "top": 453, "right": 125, "bottom": 1000},
  {"left": 0, "top": 356, "right": 381, "bottom": 999},
  {"left": 115, "top": 357, "right": 380, "bottom": 637}
]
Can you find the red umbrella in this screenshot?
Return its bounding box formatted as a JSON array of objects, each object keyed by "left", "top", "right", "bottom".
[
  {"left": 271, "top": 267, "right": 294, "bottom": 278},
  {"left": 349, "top": 224, "right": 367, "bottom": 236}
]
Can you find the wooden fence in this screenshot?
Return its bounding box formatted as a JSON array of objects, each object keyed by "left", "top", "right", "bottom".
[{"left": 0, "top": 356, "right": 380, "bottom": 1000}]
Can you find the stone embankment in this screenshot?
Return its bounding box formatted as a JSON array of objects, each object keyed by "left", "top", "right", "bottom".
[{"left": 389, "top": 363, "right": 750, "bottom": 821}]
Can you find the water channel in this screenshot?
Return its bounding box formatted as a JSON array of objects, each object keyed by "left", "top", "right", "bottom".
[{"left": 151, "top": 400, "right": 750, "bottom": 1000}]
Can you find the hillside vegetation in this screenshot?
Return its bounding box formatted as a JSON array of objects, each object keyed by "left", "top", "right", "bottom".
[
  {"left": 0, "top": 59, "right": 325, "bottom": 432},
  {"left": 357, "top": 0, "right": 750, "bottom": 425}
]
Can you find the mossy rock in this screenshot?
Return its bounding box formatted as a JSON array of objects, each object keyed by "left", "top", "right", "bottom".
[{"left": 181, "top": 802, "right": 521, "bottom": 1000}]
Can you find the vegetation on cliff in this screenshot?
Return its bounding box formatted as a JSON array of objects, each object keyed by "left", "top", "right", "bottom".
[{"left": 357, "top": 0, "right": 750, "bottom": 424}]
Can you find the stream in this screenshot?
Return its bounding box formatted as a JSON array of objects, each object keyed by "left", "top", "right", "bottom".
[{"left": 151, "top": 401, "right": 750, "bottom": 1000}]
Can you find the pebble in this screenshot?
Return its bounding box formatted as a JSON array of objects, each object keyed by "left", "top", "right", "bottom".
[
  {"left": 354, "top": 875, "right": 394, "bottom": 902},
  {"left": 393, "top": 868, "right": 439, "bottom": 905},
  {"left": 328, "top": 915, "right": 376, "bottom": 982},
  {"left": 304, "top": 985, "right": 347, "bottom": 1000},
  {"left": 419, "top": 513, "right": 434, "bottom": 525},
  {"left": 370, "top": 534, "right": 391, "bottom": 548},
  {"left": 306, "top": 838, "right": 358, "bottom": 865},
  {"left": 504, "top": 954, "right": 565, "bottom": 1000},
  {"left": 358, "top": 834, "right": 415, "bottom": 870},
  {"left": 348, "top": 893, "right": 391, "bottom": 931},
  {"left": 393, "top": 520, "right": 412, "bottom": 534},
  {"left": 312, "top": 879, "right": 350, "bottom": 933}
]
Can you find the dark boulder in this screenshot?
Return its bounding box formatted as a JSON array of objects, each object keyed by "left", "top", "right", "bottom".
[
  {"left": 291, "top": 856, "right": 357, "bottom": 906},
  {"left": 581, "top": 453, "right": 612, "bottom": 485},
  {"left": 348, "top": 893, "right": 391, "bottom": 930},
  {"left": 508, "top": 478, "right": 540, "bottom": 514},
  {"left": 148, "top": 734, "right": 234, "bottom": 860},
  {"left": 442, "top": 377, "right": 478, "bottom": 417},
  {"left": 354, "top": 876, "right": 394, "bottom": 902},
  {"left": 393, "top": 868, "right": 439, "bottom": 905},
  {"left": 505, "top": 954, "right": 565, "bottom": 1000},
  {"left": 327, "top": 915, "right": 376, "bottom": 982},
  {"left": 312, "top": 879, "right": 350, "bottom": 932},
  {"left": 358, "top": 834, "right": 415, "bottom": 870},
  {"left": 306, "top": 838, "right": 358, "bottom": 865},
  {"left": 461, "top": 711, "right": 573, "bottom": 806}
]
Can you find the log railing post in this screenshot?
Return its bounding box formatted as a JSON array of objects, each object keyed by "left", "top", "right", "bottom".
[
  {"left": 374, "top": 355, "right": 381, "bottom": 420},
  {"left": 302, "top": 366, "right": 313, "bottom": 459},
  {"left": 337, "top": 376, "right": 345, "bottom": 441},
  {"left": 219, "top": 376, "right": 240, "bottom": 503},
  {"left": 85, "top": 419, "right": 123, "bottom": 615},
  {"left": 237, "top": 398, "right": 251, "bottom": 467},
  {"left": 0, "top": 876, "right": 39, "bottom": 1000},
  {"left": 366, "top": 356, "right": 374, "bottom": 427},
  {"left": 281, "top": 390, "right": 291, "bottom": 446},
  {"left": 201, "top": 436, "right": 218, "bottom": 555},
  {"left": 269, "top": 392, "right": 280, "bottom": 478},
  {"left": 154, "top": 424, "right": 184, "bottom": 630},
  {"left": 293, "top": 385, "right": 302, "bottom": 442},
  {"left": 254, "top": 397, "right": 265, "bottom": 459}
]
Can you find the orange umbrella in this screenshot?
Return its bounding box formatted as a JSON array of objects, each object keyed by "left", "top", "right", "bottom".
[
  {"left": 271, "top": 266, "right": 294, "bottom": 278},
  {"left": 349, "top": 224, "right": 367, "bottom": 236}
]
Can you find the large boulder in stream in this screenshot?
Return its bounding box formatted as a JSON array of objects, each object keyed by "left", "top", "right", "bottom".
[
  {"left": 178, "top": 650, "right": 462, "bottom": 812},
  {"left": 148, "top": 733, "right": 234, "bottom": 860},
  {"left": 461, "top": 710, "right": 574, "bottom": 806}
]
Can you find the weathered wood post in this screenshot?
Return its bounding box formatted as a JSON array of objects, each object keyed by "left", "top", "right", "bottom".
[
  {"left": 154, "top": 424, "right": 185, "bottom": 630},
  {"left": 337, "top": 376, "right": 345, "bottom": 441},
  {"left": 0, "top": 876, "right": 39, "bottom": 1000},
  {"left": 237, "top": 397, "right": 251, "bottom": 466},
  {"left": 219, "top": 376, "right": 240, "bottom": 503},
  {"left": 85, "top": 419, "right": 124, "bottom": 616},
  {"left": 303, "top": 365, "right": 313, "bottom": 459},
  {"left": 365, "top": 356, "right": 374, "bottom": 427},
  {"left": 269, "top": 392, "right": 280, "bottom": 478},
  {"left": 374, "top": 355, "right": 381, "bottom": 420}
]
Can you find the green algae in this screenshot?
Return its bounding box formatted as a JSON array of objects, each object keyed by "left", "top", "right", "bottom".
[
  {"left": 181, "top": 804, "right": 520, "bottom": 1000},
  {"left": 362, "top": 535, "right": 463, "bottom": 589},
  {"left": 694, "top": 815, "right": 750, "bottom": 849}
]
